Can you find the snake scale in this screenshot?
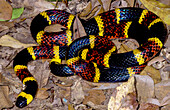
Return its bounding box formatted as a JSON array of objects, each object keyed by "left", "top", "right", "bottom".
[{"left": 13, "top": 7, "right": 167, "bottom": 108}]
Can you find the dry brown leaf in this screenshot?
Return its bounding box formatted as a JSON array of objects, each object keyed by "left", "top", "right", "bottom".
[
  {"left": 71, "top": 79, "right": 84, "bottom": 104},
  {"left": 160, "top": 64, "right": 170, "bottom": 80},
  {"left": 160, "top": 93, "right": 170, "bottom": 106},
  {"left": 140, "top": 66, "right": 161, "bottom": 84},
  {"left": 0, "top": 24, "right": 8, "bottom": 32},
  {"left": 111, "top": 39, "right": 122, "bottom": 50},
  {"left": 123, "top": 39, "right": 139, "bottom": 49},
  {"left": 28, "top": 61, "right": 50, "bottom": 88},
  {"left": 126, "top": 0, "right": 143, "bottom": 7},
  {"left": 0, "top": 72, "right": 7, "bottom": 85},
  {"left": 161, "top": 47, "right": 170, "bottom": 61},
  {"left": 86, "top": 101, "right": 107, "bottom": 110},
  {"left": 120, "top": 92, "right": 138, "bottom": 109},
  {"left": 83, "top": 90, "right": 105, "bottom": 105},
  {"left": 147, "top": 56, "right": 165, "bottom": 66},
  {"left": 108, "top": 76, "right": 136, "bottom": 110},
  {"left": 121, "top": 0, "right": 129, "bottom": 7},
  {"left": 155, "top": 80, "right": 170, "bottom": 101},
  {"left": 78, "top": 0, "right": 104, "bottom": 19},
  {"left": 51, "top": 81, "right": 71, "bottom": 100},
  {"left": 72, "top": 16, "right": 87, "bottom": 40},
  {"left": 0, "top": 21, "right": 14, "bottom": 32},
  {"left": 161, "top": 105, "right": 170, "bottom": 110},
  {"left": 34, "top": 0, "right": 55, "bottom": 12},
  {"left": 126, "top": 0, "right": 135, "bottom": 7},
  {"left": 0, "top": 73, "right": 13, "bottom": 109},
  {"left": 92, "top": 83, "right": 120, "bottom": 90},
  {"left": 146, "top": 98, "right": 160, "bottom": 106},
  {"left": 45, "top": 24, "right": 66, "bottom": 32},
  {"left": 118, "top": 43, "right": 133, "bottom": 53},
  {"left": 36, "top": 88, "right": 49, "bottom": 99},
  {"left": 140, "top": 0, "right": 170, "bottom": 25},
  {"left": 100, "top": 0, "right": 112, "bottom": 11},
  {"left": 158, "top": 0, "right": 170, "bottom": 5},
  {"left": 0, "top": 86, "right": 13, "bottom": 109},
  {"left": 52, "top": 74, "right": 74, "bottom": 87},
  {"left": 0, "top": 0, "right": 12, "bottom": 20},
  {"left": 68, "top": 104, "right": 75, "bottom": 110},
  {"left": 110, "top": 0, "right": 121, "bottom": 9},
  {"left": 43, "top": 15, "right": 87, "bottom": 41},
  {"left": 164, "top": 34, "right": 170, "bottom": 47},
  {"left": 62, "top": 0, "right": 68, "bottom": 7},
  {"left": 110, "top": 0, "right": 128, "bottom": 9},
  {"left": 0, "top": 35, "right": 37, "bottom": 48},
  {"left": 135, "top": 75, "right": 155, "bottom": 103},
  {"left": 138, "top": 103, "right": 159, "bottom": 110}
]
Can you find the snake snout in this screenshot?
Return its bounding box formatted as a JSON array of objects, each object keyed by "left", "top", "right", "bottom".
[{"left": 16, "top": 96, "right": 27, "bottom": 108}]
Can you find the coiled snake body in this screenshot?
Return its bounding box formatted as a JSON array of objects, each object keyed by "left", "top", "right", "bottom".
[{"left": 13, "top": 7, "right": 167, "bottom": 108}]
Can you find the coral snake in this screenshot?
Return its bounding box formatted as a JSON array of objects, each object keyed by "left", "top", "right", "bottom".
[{"left": 13, "top": 7, "right": 167, "bottom": 108}]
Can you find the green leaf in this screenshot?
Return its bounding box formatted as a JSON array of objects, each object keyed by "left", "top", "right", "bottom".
[
  {"left": 0, "top": 7, "right": 24, "bottom": 21},
  {"left": 0, "top": 19, "right": 5, "bottom": 21},
  {"left": 11, "top": 7, "right": 24, "bottom": 20}
]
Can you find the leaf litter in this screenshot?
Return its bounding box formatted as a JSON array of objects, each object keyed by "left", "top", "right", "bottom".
[{"left": 0, "top": 0, "right": 169, "bottom": 110}]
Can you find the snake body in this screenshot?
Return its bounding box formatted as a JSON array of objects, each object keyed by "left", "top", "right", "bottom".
[{"left": 13, "top": 7, "right": 167, "bottom": 108}]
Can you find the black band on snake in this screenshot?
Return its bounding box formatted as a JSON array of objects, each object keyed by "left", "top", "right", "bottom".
[{"left": 13, "top": 7, "right": 167, "bottom": 108}]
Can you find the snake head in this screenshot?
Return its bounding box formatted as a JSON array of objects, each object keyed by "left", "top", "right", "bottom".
[{"left": 15, "top": 96, "right": 28, "bottom": 108}]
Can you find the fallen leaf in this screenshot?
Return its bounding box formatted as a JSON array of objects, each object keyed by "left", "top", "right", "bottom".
[
  {"left": 0, "top": 85, "right": 13, "bottom": 109},
  {"left": 161, "top": 47, "right": 170, "bottom": 61},
  {"left": 160, "top": 64, "right": 170, "bottom": 81},
  {"left": 108, "top": 76, "right": 136, "bottom": 110},
  {"left": 123, "top": 39, "right": 139, "bottom": 49},
  {"left": 83, "top": 90, "right": 105, "bottom": 105},
  {"left": 92, "top": 82, "right": 120, "bottom": 90},
  {"left": 62, "top": 0, "right": 68, "bottom": 7},
  {"left": 110, "top": 0, "right": 128, "bottom": 9},
  {"left": 71, "top": 79, "right": 84, "bottom": 104},
  {"left": 100, "top": 0, "right": 112, "bottom": 11},
  {"left": 0, "top": 72, "right": 9, "bottom": 86},
  {"left": 34, "top": 0, "right": 55, "bottom": 12},
  {"left": 0, "top": 21, "right": 14, "bottom": 32},
  {"left": 147, "top": 56, "right": 165, "bottom": 66},
  {"left": 118, "top": 43, "right": 133, "bottom": 53},
  {"left": 68, "top": 104, "right": 75, "bottom": 110},
  {"left": 72, "top": 16, "right": 87, "bottom": 40},
  {"left": 78, "top": 0, "right": 104, "bottom": 19},
  {"left": 140, "top": 66, "right": 161, "bottom": 84},
  {"left": 11, "top": 7, "right": 24, "bottom": 20},
  {"left": 112, "top": 39, "right": 122, "bottom": 50},
  {"left": 155, "top": 80, "right": 170, "bottom": 101},
  {"left": 146, "top": 98, "right": 160, "bottom": 106},
  {"left": 36, "top": 88, "right": 49, "bottom": 99},
  {"left": 86, "top": 101, "right": 107, "bottom": 110},
  {"left": 161, "top": 105, "right": 170, "bottom": 110},
  {"left": 45, "top": 24, "right": 66, "bottom": 32},
  {"left": 140, "top": 0, "right": 170, "bottom": 25},
  {"left": 126, "top": 0, "right": 135, "bottom": 7},
  {"left": 0, "top": 35, "right": 37, "bottom": 48},
  {"left": 158, "top": 0, "right": 170, "bottom": 5},
  {"left": 28, "top": 60, "right": 50, "bottom": 88},
  {"left": 138, "top": 103, "right": 159, "bottom": 110},
  {"left": 135, "top": 75, "right": 155, "bottom": 103},
  {"left": 160, "top": 93, "right": 170, "bottom": 106},
  {"left": 0, "top": 0, "right": 12, "bottom": 21},
  {"left": 164, "top": 34, "right": 170, "bottom": 47},
  {"left": 120, "top": 92, "right": 138, "bottom": 109}
]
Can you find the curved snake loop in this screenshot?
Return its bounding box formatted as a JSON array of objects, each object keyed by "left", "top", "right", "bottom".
[{"left": 13, "top": 7, "right": 167, "bottom": 108}]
